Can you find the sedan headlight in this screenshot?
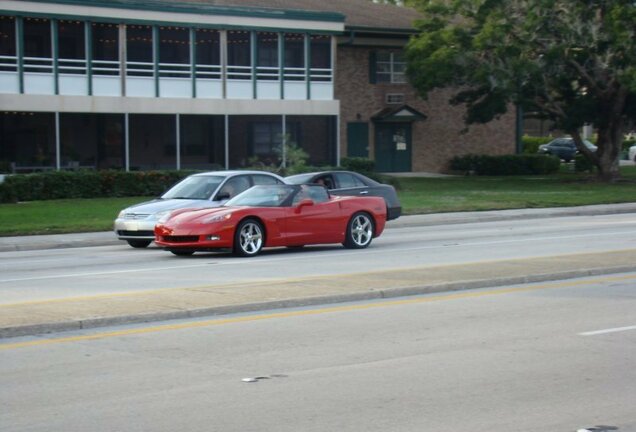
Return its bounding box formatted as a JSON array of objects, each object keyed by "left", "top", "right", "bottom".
[{"left": 118, "top": 210, "right": 127, "bottom": 218}]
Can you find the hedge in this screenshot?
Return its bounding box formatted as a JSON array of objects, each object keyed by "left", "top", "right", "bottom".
[
  {"left": 449, "top": 154, "right": 561, "bottom": 176},
  {"left": 0, "top": 170, "right": 197, "bottom": 203}
]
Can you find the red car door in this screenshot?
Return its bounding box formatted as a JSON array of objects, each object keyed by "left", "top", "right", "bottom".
[{"left": 283, "top": 190, "right": 344, "bottom": 245}]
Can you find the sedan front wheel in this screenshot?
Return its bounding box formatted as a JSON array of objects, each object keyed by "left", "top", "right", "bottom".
[{"left": 343, "top": 212, "right": 374, "bottom": 249}]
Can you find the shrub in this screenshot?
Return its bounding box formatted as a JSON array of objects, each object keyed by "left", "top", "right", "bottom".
[
  {"left": 340, "top": 157, "right": 375, "bottom": 173},
  {"left": 449, "top": 154, "right": 560, "bottom": 176},
  {"left": 574, "top": 154, "right": 595, "bottom": 173},
  {"left": 0, "top": 170, "right": 198, "bottom": 203}
]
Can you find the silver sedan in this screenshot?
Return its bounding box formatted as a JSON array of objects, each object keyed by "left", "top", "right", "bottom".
[{"left": 114, "top": 170, "right": 284, "bottom": 248}]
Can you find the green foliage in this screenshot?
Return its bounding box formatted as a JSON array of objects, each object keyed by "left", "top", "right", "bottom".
[
  {"left": 340, "top": 157, "right": 376, "bottom": 173},
  {"left": 449, "top": 154, "right": 561, "bottom": 176},
  {"left": 407, "top": 0, "right": 636, "bottom": 180},
  {"left": 0, "top": 170, "right": 197, "bottom": 203},
  {"left": 574, "top": 154, "right": 595, "bottom": 173}
]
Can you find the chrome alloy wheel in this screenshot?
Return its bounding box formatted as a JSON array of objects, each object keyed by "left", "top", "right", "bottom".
[
  {"left": 237, "top": 220, "right": 264, "bottom": 256},
  {"left": 344, "top": 213, "right": 373, "bottom": 249}
]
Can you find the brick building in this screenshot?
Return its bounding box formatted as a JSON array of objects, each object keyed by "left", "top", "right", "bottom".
[{"left": 0, "top": 0, "right": 516, "bottom": 174}]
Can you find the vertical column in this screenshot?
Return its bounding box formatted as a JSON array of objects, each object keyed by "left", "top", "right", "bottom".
[
  {"left": 51, "top": 19, "right": 59, "bottom": 95},
  {"left": 190, "top": 27, "right": 196, "bottom": 98},
  {"left": 224, "top": 114, "right": 229, "bottom": 169},
  {"left": 119, "top": 24, "right": 126, "bottom": 96},
  {"left": 16, "top": 17, "right": 24, "bottom": 94},
  {"left": 279, "top": 32, "right": 284, "bottom": 100},
  {"left": 176, "top": 114, "right": 181, "bottom": 170},
  {"left": 85, "top": 21, "right": 93, "bottom": 95},
  {"left": 124, "top": 113, "right": 130, "bottom": 171},
  {"left": 281, "top": 114, "right": 287, "bottom": 168},
  {"left": 153, "top": 25, "right": 159, "bottom": 97},
  {"left": 55, "top": 112, "right": 61, "bottom": 170},
  {"left": 220, "top": 30, "right": 227, "bottom": 99},
  {"left": 331, "top": 35, "right": 336, "bottom": 99},
  {"left": 304, "top": 33, "right": 310, "bottom": 100},
  {"left": 251, "top": 31, "right": 257, "bottom": 99},
  {"left": 336, "top": 114, "right": 341, "bottom": 167}
]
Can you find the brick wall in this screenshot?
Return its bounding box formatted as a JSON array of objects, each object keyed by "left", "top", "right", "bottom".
[{"left": 335, "top": 45, "right": 516, "bottom": 172}]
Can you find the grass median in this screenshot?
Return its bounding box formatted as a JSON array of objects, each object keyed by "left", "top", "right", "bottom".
[{"left": 1, "top": 166, "right": 635, "bottom": 236}]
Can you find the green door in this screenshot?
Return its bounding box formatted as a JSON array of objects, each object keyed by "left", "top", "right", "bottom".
[
  {"left": 375, "top": 123, "right": 411, "bottom": 172},
  {"left": 347, "top": 122, "right": 369, "bottom": 158}
]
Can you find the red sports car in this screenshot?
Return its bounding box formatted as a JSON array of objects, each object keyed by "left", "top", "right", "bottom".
[{"left": 154, "top": 184, "right": 387, "bottom": 257}]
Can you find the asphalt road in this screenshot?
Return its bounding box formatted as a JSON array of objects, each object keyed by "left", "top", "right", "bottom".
[
  {"left": 1, "top": 213, "right": 635, "bottom": 304},
  {"left": 1, "top": 274, "right": 635, "bottom": 432}
]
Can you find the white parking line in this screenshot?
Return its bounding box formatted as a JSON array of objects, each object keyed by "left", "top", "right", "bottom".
[{"left": 579, "top": 325, "right": 636, "bottom": 336}]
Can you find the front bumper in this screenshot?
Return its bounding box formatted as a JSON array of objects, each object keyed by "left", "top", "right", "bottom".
[{"left": 114, "top": 218, "right": 157, "bottom": 240}]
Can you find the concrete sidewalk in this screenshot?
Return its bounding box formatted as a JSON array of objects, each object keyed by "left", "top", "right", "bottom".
[{"left": 1, "top": 202, "right": 636, "bottom": 339}]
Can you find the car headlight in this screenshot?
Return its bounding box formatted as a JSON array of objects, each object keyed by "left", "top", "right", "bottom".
[
  {"left": 118, "top": 210, "right": 127, "bottom": 218},
  {"left": 205, "top": 213, "right": 232, "bottom": 223}
]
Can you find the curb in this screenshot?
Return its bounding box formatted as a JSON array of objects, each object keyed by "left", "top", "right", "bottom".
[{"left": 3, "top": 264, "right": 635, "bottom": 339}]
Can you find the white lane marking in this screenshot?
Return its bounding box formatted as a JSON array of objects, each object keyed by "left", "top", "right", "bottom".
[{"left": 579, "top": 325, "right": 636, "bottom": 336}]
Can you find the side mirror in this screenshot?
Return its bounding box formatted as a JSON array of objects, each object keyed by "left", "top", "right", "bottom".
[
  {"left": 215, "top": 192, "right": 230, "bottom": 201},
  {"left": 295, "top": 198, "right": 314, "bottom": 213}
]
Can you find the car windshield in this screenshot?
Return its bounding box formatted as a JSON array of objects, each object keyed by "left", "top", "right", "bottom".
[
  {"left": 225, "top": 185, "right": 296, "bottom": 207},
  {"left": 161, "top": 175, "right": 225, "bottom": 200}
]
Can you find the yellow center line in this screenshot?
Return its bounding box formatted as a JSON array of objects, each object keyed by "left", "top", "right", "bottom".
[{"left": 2, "top": 273, "right": 635, "bottom": 351}]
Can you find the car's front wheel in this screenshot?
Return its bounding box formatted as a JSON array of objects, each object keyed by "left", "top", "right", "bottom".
[
  {"left": 343, "top": 212, "right": 374, "bottom": 249},
  {"left": 234, "top": 219, "right": 264, "bottom": 257},
  {"left": 127, "top": 239, "right": 151, "bottom": 248}
]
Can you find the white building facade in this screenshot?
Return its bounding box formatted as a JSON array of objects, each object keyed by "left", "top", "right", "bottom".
[{"left": 0, "top": 0, "right": 343, "bottom": 172}]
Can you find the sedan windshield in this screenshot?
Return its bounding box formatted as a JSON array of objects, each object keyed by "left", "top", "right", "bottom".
[
  {"left": 225, "top": 185, "right": 296, "bottom": 207},
  {"left": 162, "top": 176, "right": 224, "bottom": 200}
]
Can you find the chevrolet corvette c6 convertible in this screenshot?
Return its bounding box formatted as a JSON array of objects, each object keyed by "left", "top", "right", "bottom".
[{"left": 154, "top": 184, "right": 387, "bottom": 257}]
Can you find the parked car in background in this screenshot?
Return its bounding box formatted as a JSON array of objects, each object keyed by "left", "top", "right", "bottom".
[
  {"left": 285, "top": 170, "right": 401, "bottom": 220},
  {"left": 537, "top": 137, "right": 597, "bottom": 162},
  {"left": 629, "top": 145, "right": 636, "bottom": 162},
  {"left": 155, "top": 184, "right": 387, "bottom": 257},
  {"left": 114, "top": 171, "right": 284, "bottom": 248}
]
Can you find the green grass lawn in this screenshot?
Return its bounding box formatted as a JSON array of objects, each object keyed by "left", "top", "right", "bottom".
[{"left": 1, "top": 167, "right": 635, "bottom": 236}]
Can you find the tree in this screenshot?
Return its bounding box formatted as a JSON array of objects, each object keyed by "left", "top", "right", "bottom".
[{"left": 406, "top": 0, "right": 636, "bottom": 181}]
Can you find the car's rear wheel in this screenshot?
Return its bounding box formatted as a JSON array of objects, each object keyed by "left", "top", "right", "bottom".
[
  {"left": 170, "top": 249, "right": 194, "bottom": 256},
  {"left": 127, "top": 239, "right": 151, "bottom": 248},
  {"left": 234, "top": 219, "right": 264, "bottom": 257},
  {"left": 343, "top": 212, "right": 374, "bottom": 249}
]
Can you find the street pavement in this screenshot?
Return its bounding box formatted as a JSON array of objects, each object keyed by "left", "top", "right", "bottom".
[{"left": 1, "top": 202, "right": 636, "bottom": 339}]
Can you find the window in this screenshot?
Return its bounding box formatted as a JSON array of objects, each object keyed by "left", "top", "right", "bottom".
[
  {"left": 159, "top": 26, "right": 189, "bottom": 78},
  {"left": 127, "top": 25, "right": 153, "bottom": 76},
  {"left": 252, "top": 122, "right": 283, "bottom": 156},
  {"left": 310, "top": 35, "right": 331, "bottom": 81},
  {"left": 92, "top": 23, "right": 119, "bottom": 76},
  {"left": 195, "top": 29, "right": 220, "bottom": 79},
  {"left": 284, "top": 33, "right": 304, "bottom": 81},
  {"left": 227, "top": 30, "right": 250, "bottom": 80},
  {"left": 23, "top": 18, "right": 51, "bottom": 72},
  {"left": 334, "top": 172, "right": 366, "bottom": 189},
  {"left": 0, "top": 16, "right": 17, "bottom": 71},
  {"left": 252, "top": 174, "right": 282, "bottom": 185},
  {"left": 373, "top": 51, "right": 406, "bottom": 84},
  {"left": 58, "top": 20, "right": 85, "bottom": 74},
  {"left": 257, "top": 32, "right": 278, "bottom": 81}
]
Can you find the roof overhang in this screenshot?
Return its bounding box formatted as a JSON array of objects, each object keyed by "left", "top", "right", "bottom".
[
  {"left": 1, "top": 0, "right": 346, "bottom": 33},
  {"left": 372, "top": 105, "right": 427, "bottom": 123}
]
